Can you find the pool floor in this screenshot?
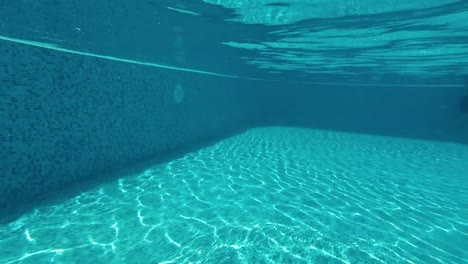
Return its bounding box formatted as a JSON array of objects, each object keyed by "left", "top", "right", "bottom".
[{"left": 1, "top": 127, "right": 467, "bottom": 263}]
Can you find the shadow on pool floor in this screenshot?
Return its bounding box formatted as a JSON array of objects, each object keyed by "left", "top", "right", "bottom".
[{"left": 0, "top": 127, "right": 250, "bottom": 225}]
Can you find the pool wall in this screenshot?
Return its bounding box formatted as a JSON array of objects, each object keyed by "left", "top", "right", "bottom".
[
  {"left": 2, "top": 40, "right": 467, "bottom": 210},
  {"left": 0, "top": 42, "right": 262, "bottom": 208},
  {"left": 263, "top": 84, "right": 468, "bottom": 144}
]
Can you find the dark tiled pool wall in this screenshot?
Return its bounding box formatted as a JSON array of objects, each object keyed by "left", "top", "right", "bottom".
[
  {"left": 263, "top": 84, "right": 468, "bottom": 144},
  {"left": 0, "top": 42, "right": 258, "bottom": 207}
]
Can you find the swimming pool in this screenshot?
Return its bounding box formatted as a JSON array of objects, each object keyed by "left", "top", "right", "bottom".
[{"left": 1, "top": 0, "right": 468, "bottom": 263}]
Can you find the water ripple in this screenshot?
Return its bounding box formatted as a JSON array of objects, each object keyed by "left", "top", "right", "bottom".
[{"left": 0, "top": 127, "right": 467, "bottom": 263}]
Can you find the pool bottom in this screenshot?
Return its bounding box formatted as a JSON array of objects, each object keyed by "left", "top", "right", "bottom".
[{"left": 1, "top": 127, "right": 467, "bottom": 263}]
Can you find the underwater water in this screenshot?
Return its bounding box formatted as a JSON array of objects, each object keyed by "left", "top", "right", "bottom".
[
  {"left": 1, "top": 128, "right": 467, "bottom": 263},
  {"left": 1, "top": 0, "right": 468, "bottom": 263},
  {"left": 1, "top": 0, "right": 468, "bottom": 84}
]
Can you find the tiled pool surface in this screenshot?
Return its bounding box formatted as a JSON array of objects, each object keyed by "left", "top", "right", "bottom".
[{"left": 1, "top": 127, "right": 467, "bottom": 263}]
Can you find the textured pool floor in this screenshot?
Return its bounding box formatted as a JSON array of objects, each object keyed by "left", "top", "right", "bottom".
[{"left": 1, "top": 127, "right": 467, "bottom": 263}]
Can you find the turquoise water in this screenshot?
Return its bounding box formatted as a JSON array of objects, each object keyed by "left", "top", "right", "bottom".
[
  {"left": 1, "top": 0, "right": 467, "bottom": 84},
  {"left": 2, "top": 1, "right": 468, "bottom": 262},
  {"left": 1, "top": 127, "right": 467, "bottom": 263}
]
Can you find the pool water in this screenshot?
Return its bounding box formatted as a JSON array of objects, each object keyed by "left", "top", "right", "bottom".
[{"left": 1, "top": 127, "right": 467, "bottom": 263}]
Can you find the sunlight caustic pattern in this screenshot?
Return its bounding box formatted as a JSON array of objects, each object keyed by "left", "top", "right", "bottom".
[{"left": 1, "top": 127, "right": 467, "bottom": 263}]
